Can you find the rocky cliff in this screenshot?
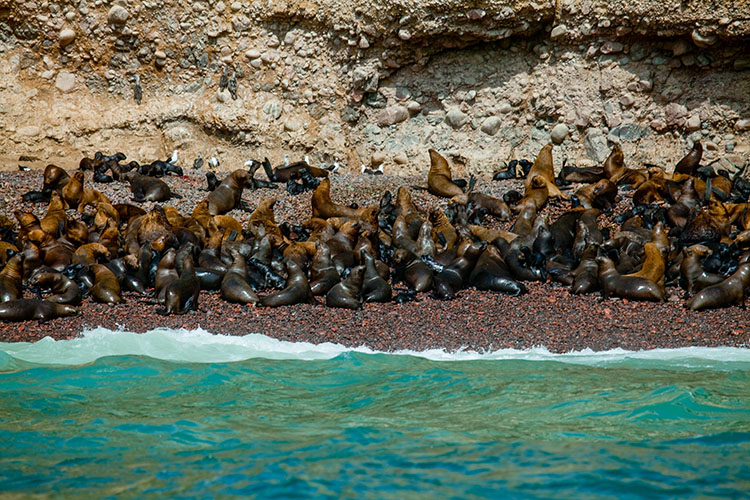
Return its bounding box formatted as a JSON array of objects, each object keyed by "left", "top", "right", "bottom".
[{"left": 0, "top": 0, "right": 748, "bottom": 175}]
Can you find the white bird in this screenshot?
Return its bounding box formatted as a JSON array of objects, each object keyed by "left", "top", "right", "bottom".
[
  {"left": 244, "top": 160, "right": 255, "bottom": 168},
  {"left": 304, "top": 155, "right": 310, "bottom": 165},
  {"left": 330, "top": 160, "right": 340, "bottom": 173},
  {"left": 169, "top": 149, "right": 178, "bottom": 165},
  {"left": 208, "top": 157, "right": 219, "bottom": 169},
  {"left": 283, "top": 154, "right": 290, "bottom": 166},
  {"left": 360, "top": 164, "right": 367, "bottom": 174}
]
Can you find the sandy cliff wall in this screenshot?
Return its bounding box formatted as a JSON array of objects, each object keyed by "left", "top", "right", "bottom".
[{"left": 0, "top": 0, "right": 748, "bottom": 175}]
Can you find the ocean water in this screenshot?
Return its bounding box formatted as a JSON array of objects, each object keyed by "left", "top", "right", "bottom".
[{"left": 1, "top": 329, "right": 749, "bottom": 499}]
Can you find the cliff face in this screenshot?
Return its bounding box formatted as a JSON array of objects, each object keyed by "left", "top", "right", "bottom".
[{"left": 0, "top": 0, "right": 748, "bottom": 174}]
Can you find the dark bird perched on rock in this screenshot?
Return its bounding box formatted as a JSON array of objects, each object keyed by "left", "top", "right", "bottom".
[
  {"left": 219, "top": 67, "right": 229, "bottom": 92},
  {"left": 193, "top": 153, "right": 203, "bottom": 170},
  {"left": 228, "top": 71, "right": 238, "bottom": 100},
  {"left": 133, "top": 75, "right": 142, "bottom": 105}
]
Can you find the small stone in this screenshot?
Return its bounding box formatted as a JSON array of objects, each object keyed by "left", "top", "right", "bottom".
[
  {"left": 550, "top": 25, "right": 567, "bottom": 39},
  {"left": 262, "top": 99, "right": 282, "bottom": 120},
  {"left": 600, "top": 41, "right": 624, "bottom": 54},
  {"left": 231, "top": 2, "right": 242, "bottom": 11},
  {"left": 480, "top": 116, "right": 502, "bottom": 136},
  {"left": 550, "top": 123, "right": 569, "bottom": 144},
  {"left": 358, "top": 36, "right": 370, "bottom": 49},
  {"left": 154, "top": 50, "right": 166, "bottom": 59},
  {"left": 250, "top": 58, "right": 262, "bottom": 69},
  {"left": 284, "top": 118, "right": 302, "bottom": 132},
  {"left": 691, "top": 29, "right": 718, "bottom": 48},
  {"left": 608, "top": 123, "right": 649, "bottom": 142},
  {"left": 686, "top": 115, "right": 701, "bottom": 131},
  {"left": 498, "top": 102, "right": 512, "bottom": 114},
  {"left": 245, "top": 49, "right": 260, "bottom": 60},
  {"left": 283, "top": 32, "right": 296, "bottom": 45},
  {"left": 671, "top": 39, "right": 691, "bottom": 57},
  {"left": 735, "top": 119, "right": 750, "bottom": 132},
  {"left": 619, "top": 93, "right": 635, "bottom": 107},
  {"left": 445, "top": 108, "right": 468, "bottom": 129},
  {"left": 665, "top": 103, "right": 688, "bottom": 128},
  {"left": 584, "top": 127, "right": 609, "bottom": 163},
  {"left": 406, "top": 101, "right": 422, "bottom": 114},
  {"left": 376, "top": 105, "right": 409, "bottom": 127},
  {"left": 217, "top": 88, "right": 231, "bottom": 102},
  {"left": 705, "top": 141, "right": 719, "bottom": 152},
  {"left": 371, "top": 152, "right": 386, "bottom": 166},
  {"left": 397, "top": 29, "right": 411, "bottom": 41},
  {"left": 17, "top": 125, "right": 40, "bottom": 137},
  {"left": 107, "top": 5, "right": 129, "bottom": 25},
  {"left": 734, "top": 59, "right": 750, "bottom": 71},
  {"left": 59, "top": 28, "right": 75, "bottom": 46},
  {"left": 466, "top": 9, "right": 485, "bottom": 20},
  {"left": 54, "top": 71, "right": 75, "bottom": 92},
  {"left": 393, "top": 152, "right": 408, "bottom": 164}
]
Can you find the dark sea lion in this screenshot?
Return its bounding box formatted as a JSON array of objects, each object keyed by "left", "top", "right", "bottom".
[
  {"left": 42, "top": 164, "right": 70, "bottom": 193},
  {"left": 154, "top": 248, "right": 179, "bottom": 303},
  {"left": 596, "top": 255, "right": 665, "bottom": 301},
  {"left": 309, "top": 242, "right": 341, "bottom": 296},
  {"left": 467, "top": 192, "right": 511, "bottom": 220},
  {"left": 560, "top": 164, "right": 604, "bottom": 184},
  {"left": 571, "top": 245, "right": 599, "bottom": 294},
  {"left": 221, "top": 250, "right": 260, "bottom": 305},
  {"left": 326, "top": 265, "right": 365, "bottom": 310},
  {"left": 260, "top": 260, "right": 313, "bottom": 307},
  {"left": 525, "top": 143, "right": 563, "bottom": 198},
  {"left": 261, "top": 157, "right": 329, "bottom": 182},
  {"left": 469, "top": 246, "right": 526, "bottom": 296},
  {"left": 674, "top": 141, "right": 702, "bottom": 175},
  {"left": 0, "top": 299, "right": 79, "bottom": 322},
  {"left": 414, "top": 220, "right": 436, "bottom": 258},
  {"left": 427, "top": 149, "right": 467, "bottom": 201},
  {"left": 125, "top": 172, "right": 172, "bottom": 202},
  {"left": 685, "top": 263, "right": 750, "bottom": 310},
  {"left": 164, "top": 255, "right": 200, "bottom": 315},
  {"left": 206, "top": 169, "right": 249, "bottom": 215},
  {"left": 360, "top": 251, "right": 391, "bottom": 303},
  {"left": 393, "top": 248, "right": 433, "bottom": 292},
  {"left": 679, "top": 244, "right": 725, "bottom": 294},
  {"left": 28, "top": 270, "right": 82, "bottom": 305},
  {"left": 89, "top": 264, "right": 123, "bottom": 304}
]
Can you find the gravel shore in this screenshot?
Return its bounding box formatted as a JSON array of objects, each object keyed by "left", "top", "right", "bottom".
[{"left": 0, "top": 167, "right": 748, "bottom": 353}]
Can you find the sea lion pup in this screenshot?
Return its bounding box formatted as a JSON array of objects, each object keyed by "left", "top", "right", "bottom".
[
  {"left": 260, "top": 260, "right": 313, "bottom": 307},
  {"left": 89, "top": 264, "right": 122, "bottom": 304},
  {"left": 469, "top": 245, "right": 526, "bottom": 296},
  {"left": 72, "top": 243, "right": 110, "bottom": 266},
  {"left": 42, "top": 164, "right": 70, "bottom": 193},
  {"left": 667, "top": 178, "right": 701, "bottom": 228},
  {"left": 674, "top": 141, "right": 703, "bottom": 175},
  {"left": 632, "top": 168, "right": 667, "bottom": 206},
  {"left": 685, "top": 263, "right": 750, "bottom": 310},
  {"left": 28, "top": 270, "right": 82, "bottom": 306},
  {"left": 61, "top": 170, "right": 85, "bottom": 208},
  {"left": 360, "top": 251, "right": 391, "bottom": 303},
  {"left": 623, "top": 242, "right": 666, "bottom": 289},
  {"left": 414, "top": 220, "right": 437, "bottom": 258},
  {"left": 679, "top": 244, "right": 725, "bottom": 294},
  {"left": 0, "top": 299, "right": 79, "bottom": 322},
  {"left": 124, "top": 172, "right": 172, "bottom": 202},
  {"left": 426, "top": 149, "right": 471, "bottom": 201},
  {"left": 311, "top": 178, "right": 366, "bottom": 219},
  {"left": 206, "top": 169, "right": 249, "bottom": 215},
  {"left": 0, "top": 254, "right": 23, "bottom": 302},
  {"left": 393, "top": 248, "right": 433, "bottom": 292},
  {"left": 309, "top": 242, "right": 341, "bottom": 295},
  {"left": 221, "top": 249, "right": 260, "bottom": 305},
  {"left": 602, "top": 144, "right": 647, "bottom": 186},
  {"left": 572, "top": 245, "right": 599, "bottom": 294},
  {"left": 467, "top": 192, "right": 511, "bottom": 220},
  {"left": 261, "top": 157, "right": 329, "bottom": 182},
  {"left": 573, "top": 179, "right": 618, "bottom": 210},
  {"left": 163, "top": 255, "right": 200, "bottom": 315},
  {"left": 39, "top": 192, "right": 68, "bottom": 236},
  {"left": 78, "top": 186, "right": 111, "bottom": 212},
  {"left": 596, "top": 255, "right": 665, "bottom": 302},
  {"left": 326, "top": 265, "right": 365, "bottom": 310},
  {"left": 525, "top": 143, "right": 563, "bottom": 198}
]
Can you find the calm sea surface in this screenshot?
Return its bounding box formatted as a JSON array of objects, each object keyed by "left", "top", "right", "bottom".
[{"left": 1, "top": 328, "right": 749, "bottom": 498}]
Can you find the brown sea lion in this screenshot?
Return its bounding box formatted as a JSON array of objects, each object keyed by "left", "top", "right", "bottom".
[
  {"left": 427, "top": 149, "right": 466, "bottom": 200},
  {"left": 72, "top": 243, "right": 110, "bottom": 266},
  {"left": 309, "top": 242, "right": 341, "bottom": 296},
  {"left": 61, "top": 170, "right": 85, "bottom": 208},
  {"left": 623, "top": 242, "right": 666, "bottom": 288},
  {"left": 154, "top": 248, "right": 179, "bottom": 303},
  {"left": 572, "top": 245, "right": 599, "bottom": 295},
  {"left": 206, "top": 169, "right": 249, "bottom": 215},
  {"left": 40, "top": 192, "right": 68, "bottom": 236},
  {"left": 164, "top": 255, "right": 200, "bottom": 315},
  {"left": 221, "top": 250, "right": 260, "bottom": 305},
  {"left": 125, "top": 172, "right": 171, "bottom": 202},
  {"left": 525, "top": 143, "right": 563, "bottom": 198},
  {"left": 260, "top": 260, "right": 313, "bottom": 307},
  {"left": 28, "top": 270, "right": 82, "bottom": 305},
  {"left": 326, "top": 265, "right": 365, "bottom": 310},
  {"left": 360, "top": 251, "right": 391, "bottom": 303},
  {"left": 0, "top": 299, "right": 79, "bottom": 322},
  {"left": 685, "top": 263, "right": 750, "bottom": 310},
  {"left": 574, "top": 179, "right": 618, "bottom": 210},
  {"left": 90, "top": 264, "right": 122, "bottom": 304},
  {"left": 42, "top": 164, "right": 70, "bottom": 193},
  {"left": 518, "top": 175, "right": 549, "bottom": 211},
  {"left": 467, "top": 192, "right": 511, "bottom": 220},
  {"left": 597, "top": 255, "right": 665, "bottom": 302},
  {"left": 311, "top": 178, "right": 366, "bottom": 219},
  {"left": 679, "top": 245, "right": 726, "bottom": 294},
  {"left": 414, "top": 221, "right": 436, "bottom": 258},
  {"left": 0, "top": 254, "right": 24, "bottom": 303},
  {"left": 674, "top": 141, "right": 702, "bottom": 175}
]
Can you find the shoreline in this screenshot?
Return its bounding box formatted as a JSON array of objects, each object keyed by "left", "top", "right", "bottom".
[{"left": 0, "top": 168, "right": 748, "bottom": 352}]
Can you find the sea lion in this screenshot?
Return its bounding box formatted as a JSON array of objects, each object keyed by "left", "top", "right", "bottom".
[
  {"left": 360, "top": 251, "right": 391, "bottom": 303},
  {"left": 28, "top": 270, "right": 82, "bottom": 305},
  {"left": 125, "top": 172, "right": 172, "bottom": 202},
  {"left": 467, "top": 192, "right": 511, "bottom": 220},
  {"left": 685, "top": 263, "right": 750, "bottom": 310},
  {"left": 261, "top": 157, "right": 329, "bottom": 182},
  {"left": 61, "top": 171, "right": 85, "bottom": 208},
  {"left": 596, "top": 255, "right": 665, "bottom": 301},
  {"left": 679, "top": 245, "right": 726, "bottom": 294},
  {"left": 393, "top": 248, "right": 433, "bottom": 292},
  {"left": 90, "top": 264, "right": 123, "bottom": 304},
  {"left": 525, "top": 143, "right": 563, "bottom": 198},
  {"left": 154, "top": 248, "right": 179, "bottom": 303},
  {"left": 0, "top": 254, "right": 24, "bottom": 302},
  {"left": 206, "top": 169, "right": 249, "bottom": 215},
  {"left": 571, "top": 245, "right": 599, "bottom": 294},
  {"left": 42, "top": 164, "right": 70, "bottom": 193},
  {"left": 164, "top": 255, "right": 200, "bottom": 315},
  {"left": 309, "top": 242, "right": 341, "bottom": 295},
  {"left": 260, "top": 260, "right": 313, "bottom": 307},
  {"left": 469, "top": 246, "right": 526, "bottom": 296},
  {"left": 221, "top": 250, "right": 260, "bottom": 305},
  {"left": 675, "top": 141, "right": 702, "bottom": 175},
  {"left": 427, "top": 149, "right": 468, "bottom": 201},
  {"left": 311, "top": 178, "right": 366, "bottom": 219},
  {"left": 0, "top": 299, "right": 80, "bottom": 322},
  {"left": 623, "top": 242, "right": 666, "bottom": 288},
  {"left": 326, "top": 265, "right": 365, "bottom": 309}
]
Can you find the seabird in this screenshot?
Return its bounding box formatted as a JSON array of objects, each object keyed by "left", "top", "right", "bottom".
[
  {"left": 168, "top": 150, "right": 178, "bottom": 165},
  {"left": 193, "top": 152, "right": 204, "bottom": 170},
  {"left": 329, "top": 160, "right": 340, "bottom": 173},
  {"left": 219, "top": 67, "right": 228, "bottom": 92},
  {"left": 283, "top": 154, "right": 290, "bottom": 167},
  {"left": 133, "top": 75, "right": 142, "bottom": 105},
  {"left": 208, "top": 157, "right": 219, "bottom": 169},
  {"left": 18, "top": 165, "right": 30, "bottom": 172},
  {"left": 228, "top": 72, "right": 238, "bottom": 100},
  {"left": 304, "top": 155, "right": 310, "bottom": 165}
]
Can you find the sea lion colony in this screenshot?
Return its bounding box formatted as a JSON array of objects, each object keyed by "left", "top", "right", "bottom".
[{"left": 1, "top": 142, "right": 749, "bottom": 323}]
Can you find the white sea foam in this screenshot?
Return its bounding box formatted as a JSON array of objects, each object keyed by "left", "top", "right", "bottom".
[{"left": 0, "top": 327, "right": 749, "bottom": 367}]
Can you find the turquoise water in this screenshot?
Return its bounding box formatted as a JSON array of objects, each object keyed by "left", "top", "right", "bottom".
[{"left": 1, "top": 329, "right": 749, "bottom": 498}]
